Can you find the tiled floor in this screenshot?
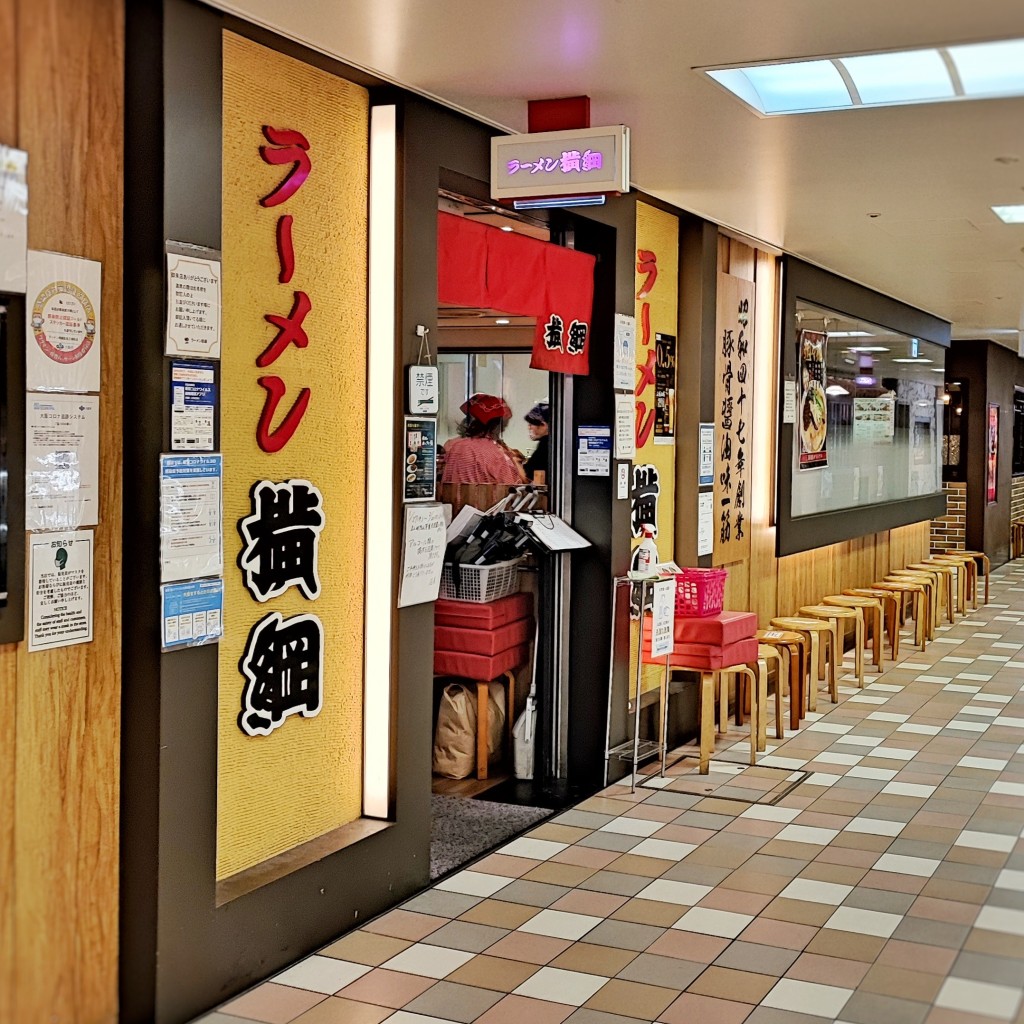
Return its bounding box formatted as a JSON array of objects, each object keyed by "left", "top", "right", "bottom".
[{"left": 196, "top": 561, "right": 1024, "bottom": 1024}]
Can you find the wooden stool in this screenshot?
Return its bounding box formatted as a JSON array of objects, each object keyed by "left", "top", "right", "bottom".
[
  {"left": 824, "top": 594, "right": 883, "bottom": 670},
  {"left": 756, "top": 643, "right": 786, "bottom": 743},
  {"left": 909, "top": 562, "right": 956, "bottom": 624},
  {"left": 696, "top": 663, "right": 759, "bottom": 773},
  {"left": 927, "top": 555, "right": 968, "bottom": 615},
  {"left": 956, "top": 550, "right": 990, "bottom": 604},
  {"left": 873, "top": 580, "right": 928, "bottom": 650},
  {"left": 800, "top": 604, "right": 862, "bottom": 690},
  {"left": 934, "top": 552, "right": 977, "bottom": 610},
  {"left": 756, "top": 628, "right": 808, "bottom": 732},
  {"left": 770, "top": 616, "right": 835, "bottom": 714},
  {"left": 1013, "top": 521, "right": 1024, "bottom": 559},
  {"left": 887, "top": 573, "right": 936, "bottom": 640},
  {"left": 844, "top": 588, "right": 899, "bottom": 661}
]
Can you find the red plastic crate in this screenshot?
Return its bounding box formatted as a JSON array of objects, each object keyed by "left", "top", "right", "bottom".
[{"left": 675, "top": 567, "right": 727, "bottom": 617}]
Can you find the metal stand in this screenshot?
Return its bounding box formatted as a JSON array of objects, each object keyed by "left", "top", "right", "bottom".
[{"left": 603, "top": 574, "right": 672, "bottom": 792}]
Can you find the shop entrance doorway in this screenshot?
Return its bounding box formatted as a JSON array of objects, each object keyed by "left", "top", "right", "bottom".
[{"left": 429, "top": 195, "right": 579, "bottom": 879}]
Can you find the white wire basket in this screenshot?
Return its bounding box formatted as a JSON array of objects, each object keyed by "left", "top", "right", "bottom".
[{"left": 440, "top": 558, "right": 522, "bottom": 603}]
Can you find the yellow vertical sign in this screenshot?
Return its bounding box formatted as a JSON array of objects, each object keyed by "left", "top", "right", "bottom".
[
  {"left": 631, "top": 202, "right": 679, "bottom": 697},
  {"left": 217, "top": 33, "right": 369, "bottom": 881}
]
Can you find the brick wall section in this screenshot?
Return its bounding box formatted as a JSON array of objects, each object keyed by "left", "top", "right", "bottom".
[
  {"left": 931, "top": 481, "right": 967, "bottom": 553},
  {"left": 1012, "top": 476, "right": 1024, "bottom": 528}
]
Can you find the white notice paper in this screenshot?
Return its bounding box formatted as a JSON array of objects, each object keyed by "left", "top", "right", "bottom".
[
  {"left": 617, "top": 462, "right": 629, "bottom": 500},
  {"left": 615, "top": 393, "right": 635, "bottom": 460},
  {"left": 697, "top": 491, "right": 714, "bottom": 556},
  {"left": 26, "top": 394, "right": 100, "bottom": 530},
  {"left": 0, "top": 146, "right": 28, "bottom": 293},
  {"left": 26, "top": 250, "right": 102, "bottom": 392},
  {"left": 166, "top": 251, "right": 222, "bottom": 358},
  {"left": 159, "top": 453, "right": 223, "bottom": 582},
  {"left": 29, "top": 529, "right": 94, "bottom": 652},
  {"left": 783, "top": 380, "right": 797, "bottom": 425},
  {"left": 650, "top": 579, "right": 676, "bottom": 658},
  {"left": 398, "top": 503, "right": 447, "bottom": 608},
  {"left": 613, "top": 313, "right": 636, "bottom": 390}
]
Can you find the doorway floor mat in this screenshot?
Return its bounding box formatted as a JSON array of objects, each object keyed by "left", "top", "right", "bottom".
[{"left": 430, "top": 794, "right": 551, "bottom": 881}]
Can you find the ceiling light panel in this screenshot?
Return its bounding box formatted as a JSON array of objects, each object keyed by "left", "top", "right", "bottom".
[
  {"left": 992, "top": 204, "right": 1024, "bottom": 224},
  {"left": 703, "top": 37, "right": 1024, "bottom": 116}
]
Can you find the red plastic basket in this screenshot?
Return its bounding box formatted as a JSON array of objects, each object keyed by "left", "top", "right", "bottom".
[{"left": 675, "top": 567, "right": 727, "bottom": 617}]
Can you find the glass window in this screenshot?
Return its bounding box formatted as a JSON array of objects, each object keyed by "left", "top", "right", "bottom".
[{"left": 791, "top": 301, "right": 946, "bottom": 517}]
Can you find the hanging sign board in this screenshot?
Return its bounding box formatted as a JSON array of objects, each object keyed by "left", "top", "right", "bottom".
[
  {"left": 403, "top": 416, "right": 437, "bottom": 502},
  {"left": 28, "top": 529, "right": 94, "bottom": 652},
  {"left": 407, "top": 365, "right": 438, "bottom": 414},
  {"left": 0, "top": 145, "right": 28, "bottom": 293},
  {"left": 25, "top": 250, "right": 102, "bottom": 393},
  {"left": 165, "top": 249, "right": 222, "bottom": 358},
  {"left": 491, "top": 125, "right": 629, "bottom": 201}
]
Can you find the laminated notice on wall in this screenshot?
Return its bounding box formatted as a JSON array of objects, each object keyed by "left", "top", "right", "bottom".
[
  {"left": 29, "top": 529, "right": 94, "bottom": 652},
  {"left": 26, "top": 393, "right": 100, "bottom": 530},
  {"left": 26, "top": 250, "right": 102, "bottom": 393},
  {"left": 170, "top": 361, "right": 216, "bottom": 451},
  {"left": 159, "top": 453, "right": 223, "bottom": 583},
  {"left": 161, "top": 578, "right": 224, "bottom": 650},
  {"left": 166, "top": 248, "right": 222, "bottom": 358}
]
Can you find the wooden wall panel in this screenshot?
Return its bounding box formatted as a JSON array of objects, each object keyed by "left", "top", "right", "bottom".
[{"left": 3, "top": 1, "right": 124, "bottom": 1022}]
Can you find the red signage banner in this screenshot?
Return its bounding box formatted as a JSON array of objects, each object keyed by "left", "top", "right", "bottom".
[{"left": 437, "top": 211, "right": 595, "bottom": 375}]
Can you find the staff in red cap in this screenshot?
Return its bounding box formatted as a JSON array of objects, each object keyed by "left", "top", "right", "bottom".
[{"left": 440, "top": 393, "right": 526, "bottom": 485}]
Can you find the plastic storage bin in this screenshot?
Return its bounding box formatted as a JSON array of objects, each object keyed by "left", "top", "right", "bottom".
[
  {"left": 675, "top": 567, "right": 727, "bottom": 617},
  {"left": 439, "top": 558, "right": 522, "bottom": 603}
]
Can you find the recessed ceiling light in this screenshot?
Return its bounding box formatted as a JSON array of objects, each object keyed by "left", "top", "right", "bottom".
[
  {"left": 500, "top": 225, "right": 514, "bottom": 232},
  {"left": 992, "top": 204, "right": 1024, "bottom": 223},
  {"left": 892, "top": 357, "right": 934, "bottom": 363},
  {"left": 701, "top": 37, "right": 1024, "bottom": 116},
  {"left": 495, "top": 318, "right": 510, "bottom": 325},
  {"left": 825, "top": 385, "right": 850, "bottom": 396},
  {"left": 830, "top": 331, "right": 873, "bottom": 337},
  {"left": 847, "top": 346, "right": 889, "bottom": 353}
]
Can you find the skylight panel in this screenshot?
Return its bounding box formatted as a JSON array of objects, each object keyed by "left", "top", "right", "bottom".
[
  {"left": 839, "top": 49, "right": 954, "bottom": 105},
  {"left": 741, "top": 60, "right": 852, "bottom": 114},
  {"left": 948, "top": 39, "right": 1024, "bottom": 97}
]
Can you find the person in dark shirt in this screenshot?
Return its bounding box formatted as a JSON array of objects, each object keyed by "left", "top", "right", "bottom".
[{"left": 523, "top": 401, "right": 550, "bottom": 482}]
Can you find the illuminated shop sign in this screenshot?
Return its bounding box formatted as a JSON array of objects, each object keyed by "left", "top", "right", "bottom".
[{"left": 491, "top": 125, "right": 630, "bottom": 201}]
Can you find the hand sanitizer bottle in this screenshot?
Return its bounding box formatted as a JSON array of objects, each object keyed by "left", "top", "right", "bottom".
[{"left": 635, "top": 523, "right": 659, "bottom": 574}]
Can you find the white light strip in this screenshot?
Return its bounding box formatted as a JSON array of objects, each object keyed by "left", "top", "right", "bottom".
[
  {"left": 703, "top": 37, "right": 1024, "bottom": 116},
  {"left": 364, "top": 104, "right": 396, "bottom": 820},
  {"left": 512, "top": 195, "right": 607, "bottom": 210}
]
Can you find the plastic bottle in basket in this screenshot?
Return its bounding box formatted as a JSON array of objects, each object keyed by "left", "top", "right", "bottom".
[{"left": 635, "top": 524, "right": 659, "bottom": 574}]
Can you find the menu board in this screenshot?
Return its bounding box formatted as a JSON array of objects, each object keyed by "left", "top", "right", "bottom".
[{"left": 712, "top": 273, "right": 754, "bottom": 566}]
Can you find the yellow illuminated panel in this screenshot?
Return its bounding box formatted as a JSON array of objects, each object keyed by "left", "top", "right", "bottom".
[
  {"left": 631, "top": 202, "right": 679, "bottom": 697},
  {"left": 217, "top": 32, "right": 368, "bottom": 881}
]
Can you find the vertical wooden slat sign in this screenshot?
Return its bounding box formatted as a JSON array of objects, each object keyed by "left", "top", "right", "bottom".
[
  {"left": 713, "top": 273, "right": 754, "bottom": 566},
  {"left": 218, "top": 33, "right": 369, "bottom": 884}
]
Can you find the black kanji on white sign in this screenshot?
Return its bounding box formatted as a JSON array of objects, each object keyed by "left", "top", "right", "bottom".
[
  {"left": 238, "top": 611, "right": 324, "bottom": 736},
  {"left": 238, "top": 479, "right": 324, "bottom": 602}
]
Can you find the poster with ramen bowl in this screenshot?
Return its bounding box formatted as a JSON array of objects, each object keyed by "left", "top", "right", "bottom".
[
  {"left": 25, "top": 250, "right": 102, "bottom": 393},
  {"left": 798, "top": 329, "right": 828, "bottom": 469}
]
